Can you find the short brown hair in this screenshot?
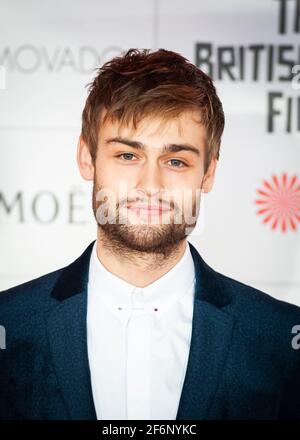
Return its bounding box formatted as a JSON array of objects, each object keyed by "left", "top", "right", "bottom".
[{"left": 81, "top": 48, "right": 225, "bottom": 173}]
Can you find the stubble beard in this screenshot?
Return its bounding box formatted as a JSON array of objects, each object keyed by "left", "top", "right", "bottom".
[{"left": 92, "top": 179, "right": 198, "bottom": 258}]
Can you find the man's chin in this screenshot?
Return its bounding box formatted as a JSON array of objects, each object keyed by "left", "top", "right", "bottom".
[{"left": 99, "top": 224, "right": 187, "bottom": 254}]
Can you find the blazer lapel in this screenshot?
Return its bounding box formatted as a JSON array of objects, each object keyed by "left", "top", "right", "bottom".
[
  {"left": 176, "top": 241, "right": 236, "bottom": 420},
  {"left": 46, "top": 241, "right": 97, "bottom": 420}
]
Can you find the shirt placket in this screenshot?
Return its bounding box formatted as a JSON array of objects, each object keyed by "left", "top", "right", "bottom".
[{"left": 126, "top": 287, "right": 152, "bottom": 420}]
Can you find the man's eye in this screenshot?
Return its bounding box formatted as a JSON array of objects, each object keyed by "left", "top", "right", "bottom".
[
  {"left": 116, "top": 154, "right": 187, "bottom": 168},
  {"left": 116, "top": 153, "right": 136, "bottom": 161},
  {"left": 168, "top": 159, "right": 187, "bottom": 168}
]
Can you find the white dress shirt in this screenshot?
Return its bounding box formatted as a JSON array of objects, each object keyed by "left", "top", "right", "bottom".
[{"left": 87, "top": 239, "right": 196, "bottom": 420}]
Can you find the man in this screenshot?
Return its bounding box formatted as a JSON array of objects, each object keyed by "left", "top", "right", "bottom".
[{"left": 0, "top": 48, "right": 300, "bottom": 420}]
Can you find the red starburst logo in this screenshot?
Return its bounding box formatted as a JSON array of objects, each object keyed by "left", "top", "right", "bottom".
[{"left": 255, "top": 173, "right": 300, "bottom": 233}]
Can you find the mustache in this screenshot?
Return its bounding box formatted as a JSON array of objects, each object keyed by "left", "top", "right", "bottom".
[{"left": 124, "top": 199, "right": 175, "bottom": 209}]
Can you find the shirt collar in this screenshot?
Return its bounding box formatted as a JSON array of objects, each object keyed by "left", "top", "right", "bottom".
[{"left": 88, "top": 239, "right": 196, "bottom": 320}]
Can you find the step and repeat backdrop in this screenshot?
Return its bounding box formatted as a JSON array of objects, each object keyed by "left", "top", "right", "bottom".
[{"left": 0, "top": 0, "right": 299, "bottom": 304}]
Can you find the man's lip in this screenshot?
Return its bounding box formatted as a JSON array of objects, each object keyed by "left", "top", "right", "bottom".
[{"left": 127, "top": 204, "right": 171, "bottom": 211}]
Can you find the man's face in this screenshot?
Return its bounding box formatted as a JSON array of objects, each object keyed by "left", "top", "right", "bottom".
[{"left": 89, "top": 108, "right": 216, "bottom": 254}]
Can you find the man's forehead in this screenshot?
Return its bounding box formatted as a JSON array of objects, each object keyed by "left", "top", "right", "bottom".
[{"left": 99, "top": 108, "right": 203, "bottom": 139}]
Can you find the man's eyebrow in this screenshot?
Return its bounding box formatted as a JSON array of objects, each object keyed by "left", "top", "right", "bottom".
[{"left": 104, "top": 136, "right": 201, "bottom": 156}]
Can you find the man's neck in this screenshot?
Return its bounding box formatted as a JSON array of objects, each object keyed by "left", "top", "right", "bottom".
[{"left": 95, "top": 230, "right": 187, "bottom": 288}]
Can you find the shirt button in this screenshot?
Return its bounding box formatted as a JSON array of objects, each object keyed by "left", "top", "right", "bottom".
[{"left": 131, "top": 287, "right": 144, "bottom": 311}]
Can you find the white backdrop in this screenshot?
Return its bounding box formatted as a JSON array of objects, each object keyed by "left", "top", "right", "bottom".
[{"left": 0, "top": 0, "right": 299, "bottom": 305}]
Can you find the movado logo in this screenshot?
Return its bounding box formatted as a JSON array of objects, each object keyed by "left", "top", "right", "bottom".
[
  {"left": 0, "top": 45, "right": 122, "bottom": 74},
  {"left": 0, "top": 325, "right": 6, "bottom": 350}
]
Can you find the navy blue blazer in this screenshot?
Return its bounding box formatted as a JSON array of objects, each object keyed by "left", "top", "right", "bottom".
[{"left": 0, "top": 240, "right": 300, "bottom": 420}]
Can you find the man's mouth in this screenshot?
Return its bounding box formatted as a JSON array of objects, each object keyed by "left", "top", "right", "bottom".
[{"left": 126, "top": 203, "right": 172, "bottom": 215}]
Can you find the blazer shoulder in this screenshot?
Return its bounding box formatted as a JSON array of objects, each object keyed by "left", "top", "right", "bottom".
[
  {"left": 0, "top": 267, "right": 65, "bottom": 314},
  {"left": 211, "top": 270, "right": 300, "bottom": 373},
  {"left": 215, "top": 269, "right": 300, "bottom": 322}
]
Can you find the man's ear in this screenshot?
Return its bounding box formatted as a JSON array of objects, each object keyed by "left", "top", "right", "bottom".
[
  {"left": 76, "top": 135, "right": 95, "bottom": 181},
  {"left": 201, "top": 157, "right": 218, "bottom": 193}
]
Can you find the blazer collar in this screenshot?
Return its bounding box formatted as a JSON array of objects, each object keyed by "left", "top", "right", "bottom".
[
  {"left": 51, "top": 240, "right": 95, "bottom": 301},
  {"left": 48, "top": 239, "right": 234, "bottom": 420},
  {"left": 177, "top": 241, "right": 234, "bottom": 419},
  {"left": 51, "top": 239, "right": 232, "bottom": 308}
]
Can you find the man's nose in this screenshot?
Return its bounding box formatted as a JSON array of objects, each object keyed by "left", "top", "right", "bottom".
[{"left": 135, "top": 162, "right": 163, "bottom": 194}]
